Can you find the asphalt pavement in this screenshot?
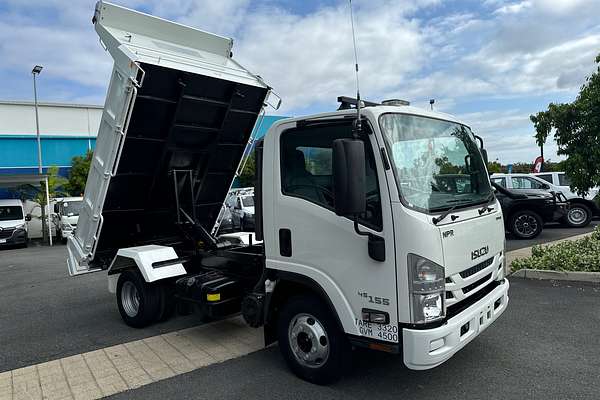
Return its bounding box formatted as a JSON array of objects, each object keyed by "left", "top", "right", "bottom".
[
  {"left": 0, "top": 244, "right": 202, "bottom": 373},
  {"left": 108, "top": 278, "right": 600, "bottom": 400},
  {"left": 505, "top": 220, "right": 599, "bottom": 251}
]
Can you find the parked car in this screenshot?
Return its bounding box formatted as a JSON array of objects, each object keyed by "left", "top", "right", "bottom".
[
  {"left": 225, "top": 188, "right": 255, "bottom": 231},
  {"left": 52, "top": 197, "right": 83, "bottom": 243},
  {"left": 216, "top": 206, "right": 241, "bottom": 234},
  {"left": 491, "top": 173, "right": 598, "bottom": 228},
  {"left": 492, "top": 182, "right": 568, "bottom": 239},
  {"left": 0, "top": 199, "right": 31, "bottom": 248},
  {"left": 533, "top": 171, "right": 600, "bottom": 226}
]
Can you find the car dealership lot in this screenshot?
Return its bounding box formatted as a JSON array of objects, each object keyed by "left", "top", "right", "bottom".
[
  {"left": 505, "top": 220, "right": 598, "bottom": 251},
  {"left": 109, "top": 278, "right": 600, "bottom": 400},
  {"left": 1, "top": 233, "right": 599, "bottom": 399},
  {"left": 0, "top": 245, "right": 201, "bottom": 372}
]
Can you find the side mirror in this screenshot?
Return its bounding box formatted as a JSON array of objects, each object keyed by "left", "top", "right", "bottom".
[
  {"left": 332, "top": 139, "right": 366, "bottom": 216},
  {"left": 542, "top": 183, "right": 550, "bottom": 190},
  {"left": 53, "top": 204, "right": 59, "bottom": 213},
  {"left": 25, "top": 214, "right": 32, "bottom": 222}
]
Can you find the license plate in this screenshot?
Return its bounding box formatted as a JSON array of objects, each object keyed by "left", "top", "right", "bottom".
[{"left": 0, "top": 239, "right": 6, "bottom": 244}]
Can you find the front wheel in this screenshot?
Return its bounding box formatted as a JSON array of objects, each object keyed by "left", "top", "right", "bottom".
[
  {"left": 277, "top": 296, "right": 350, "bottom": 385},
  {"left": 116, "top": 270, "right": 162, "bottom": 328},
  {"left": 564, "top": 203, "right": 592, "bottom": 228},
  {"left": 510, "top": 210, "right": 543, "bottom": 239}
]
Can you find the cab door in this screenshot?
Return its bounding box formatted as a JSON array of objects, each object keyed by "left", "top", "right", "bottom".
[{"left": 264, "top": 119, "right": 400, "bottom": 343}]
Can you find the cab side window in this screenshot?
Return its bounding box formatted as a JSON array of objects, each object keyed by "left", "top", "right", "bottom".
[{"left": 280, "top": 122, "right": 383, "bottom": 231}]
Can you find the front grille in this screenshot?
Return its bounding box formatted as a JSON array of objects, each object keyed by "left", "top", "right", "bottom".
[
  {"left": 446, "top": 280, "right": 501, "bottom": 320},
  {"left": 460, "top": 257, "right": 494, "bottom": 279},
  {"left": 0, "top": 228, "right": 16, "bottom": 239},
  {"left": 462, "top": 273, "right": 492, "bottom": 294}
]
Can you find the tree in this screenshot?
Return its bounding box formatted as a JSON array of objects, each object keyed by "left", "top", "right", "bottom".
[
  {"left": 487, "top": 161, "right": 502, "bottom": 174},
  {"left": 531, "top": 53, "right": 600, "bottom": 195},
  {"left": 34, "top": 166, "right": 67, "bottom": 206},
  {"left": 65, "top": 150, "right": 93, "bottom": 196},
  {"left": 237, "top": 152, "right": 256, "bottom": 188}
]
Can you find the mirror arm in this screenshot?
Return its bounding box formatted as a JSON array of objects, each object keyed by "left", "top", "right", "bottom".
[{"left": 353, "top": 215, "right": 369, "bottom": 236}]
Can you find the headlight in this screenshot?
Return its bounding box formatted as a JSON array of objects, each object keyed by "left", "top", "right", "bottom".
[
  {"left": 408, "top": 254, "right": 445, "bottom": 324},
  {"left": 15, "top": 224, "right": 26, "bottom": 230},
  {"left": 61, "top": 223, "right": 73, "bottom": 231}
]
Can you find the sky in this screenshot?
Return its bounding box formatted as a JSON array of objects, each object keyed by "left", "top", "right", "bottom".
[{"left": 1, "top": 0, "right": 599, "bottom": 164}]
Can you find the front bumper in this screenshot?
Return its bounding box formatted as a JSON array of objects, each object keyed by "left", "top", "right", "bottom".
[
  {"left": 0, "top": 229, "right": 28, "bottom": 245},
  {"left": 402, "top": 278, "right": 509, "bottom": 370}
]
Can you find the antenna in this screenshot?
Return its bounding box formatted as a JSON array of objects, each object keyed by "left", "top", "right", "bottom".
[{"left": 348, "top": 0, "right": 361, "bottom": 138}]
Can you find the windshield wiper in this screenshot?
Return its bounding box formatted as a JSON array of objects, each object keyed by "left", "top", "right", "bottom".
[
  {"left": 478, "top": 193, "right": 495, "bottom": 215},
  {"left": 432, "top": 205, "right": 459, "bottom": 225}
]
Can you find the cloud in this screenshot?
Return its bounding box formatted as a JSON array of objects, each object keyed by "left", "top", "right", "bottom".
[
  {"left": 1, "top": 0, "right": 599, "bottom": 164},
  {"left": 235, "top": 1, "right": 426, "bottom": 113}
]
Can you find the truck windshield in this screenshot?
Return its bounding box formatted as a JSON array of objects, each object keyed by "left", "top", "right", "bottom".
[
  {"left": 380, "top": 113, "right": 492, "bottom": 213},
  {"left": 0, "top": 206, "right": 23, "bottom": 221},
  {"left": 63, "top": 201, "right": 83, "bottom": 216}
]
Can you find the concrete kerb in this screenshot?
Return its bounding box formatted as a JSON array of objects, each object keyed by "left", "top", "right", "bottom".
[{"left": 507, "top": 231, "right": 600, "bottom": 283}]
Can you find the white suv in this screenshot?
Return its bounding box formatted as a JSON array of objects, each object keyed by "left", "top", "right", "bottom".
[{"left": 491, "top": 173, "right": 599, "bottom": 228}]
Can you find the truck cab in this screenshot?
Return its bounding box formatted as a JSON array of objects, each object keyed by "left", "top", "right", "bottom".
[
  {"left": 53, "top": 197, "right": 84, "bottom": 243},
  {"left": 0, "top": 199, "right": 30, "bottom": 247},
  {"left": 67, "top": 1, "right": 509, "bottom": 384}
]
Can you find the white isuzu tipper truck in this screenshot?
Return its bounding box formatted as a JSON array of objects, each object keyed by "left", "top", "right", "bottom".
[{"left": 68, "top": 1, "right": 509, "bottom": 384}]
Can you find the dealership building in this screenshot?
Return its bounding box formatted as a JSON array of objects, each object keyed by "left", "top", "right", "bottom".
[{"left": 0, "top": 100, "right": 283, "bottom": 177}]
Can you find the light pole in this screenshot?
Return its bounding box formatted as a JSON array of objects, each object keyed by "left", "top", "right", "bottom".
[{"left": 32, "top": 65, "right": 49, "bottom": 244}]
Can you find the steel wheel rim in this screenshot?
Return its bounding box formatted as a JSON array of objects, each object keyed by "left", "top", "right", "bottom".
[
  {"left": 288, "top": 313, "right": 329, "bottom": 368},
  {"left": 121, "top": 281, "right": 140, "bottom": 317},
  {"left": 515, "top": 214, "right": 538, "bottom": 237},
  {"left": 568, "top": 207, "right": 586, "bottom": 225}
]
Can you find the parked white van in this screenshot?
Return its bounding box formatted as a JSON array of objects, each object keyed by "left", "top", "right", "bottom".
[
  {"left": 52, "top": 197, "right": 84, "bottom": 244},
  {"left": 0, "top": 199, "right": 31, "bottom": 247}
]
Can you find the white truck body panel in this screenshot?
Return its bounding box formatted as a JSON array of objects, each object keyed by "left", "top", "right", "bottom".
[{"left": 108, "top": 245, "right": 186, "bottom": 283}]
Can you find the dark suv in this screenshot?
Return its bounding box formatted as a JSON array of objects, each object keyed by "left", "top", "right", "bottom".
[{"left": 492, "top": 183, "right": 568, "bottom": 239}]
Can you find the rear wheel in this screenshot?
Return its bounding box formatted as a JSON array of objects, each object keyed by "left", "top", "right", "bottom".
[
  {"left": 564, "top": 203, "right": 592, "bottom": 228},
  {"left": 510, "top": 210, "right": 543, "bottom": 239},
  {"left": 277, "top": 296, "right": 350, "bottom": 385},
  {"left": 116, "top": 270, "right": 162, "bottom": 328}
]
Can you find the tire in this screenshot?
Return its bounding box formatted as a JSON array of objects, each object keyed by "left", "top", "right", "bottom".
[
  {"left": 563, "top": 203, "right": 592, "bottom": 228},
  {"left": 277, "top": 295, "right": 350, "bottom": 385},
  {"left": 116, "top": 270, "right": 162, "bottom": 328},
  {"left": 156, "top": 284, "right": 176, "bottom": 322},
  {"left": 510, "top": 210, "right": 543, "bottom": 239}
]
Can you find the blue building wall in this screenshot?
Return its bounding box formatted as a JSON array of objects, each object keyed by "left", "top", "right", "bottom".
[{"left": 0, "top": 136, "right": 96, "bottom": 176}]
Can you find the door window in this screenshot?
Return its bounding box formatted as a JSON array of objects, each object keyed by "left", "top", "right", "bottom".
[
  {"left": 511, "top": 177, "right": 545, "bottom": 189},
  {"left": 491, "top": 177, "right": 507, "bottom": 187},
  {"left": 558, "top": 173, "right": 571, "bottom": 186},
  {"left": 280, "top": 122, "right": 383, "bottom": 230},
  {"left": 536, "top": 174, "right": 553, "bottom": 183}
]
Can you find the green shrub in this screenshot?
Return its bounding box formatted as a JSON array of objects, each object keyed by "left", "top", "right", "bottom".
[{"left": 512, "top": 226, "right": 600, "bottom": 272}]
